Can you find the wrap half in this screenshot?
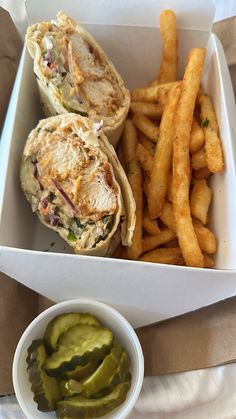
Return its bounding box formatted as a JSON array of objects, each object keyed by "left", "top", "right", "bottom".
[
  {"left": 20, "top": 114, "right": 135, "bottom": 256},
  {"left": 26, "top": 11, "right": 130, "bottom": 147}
]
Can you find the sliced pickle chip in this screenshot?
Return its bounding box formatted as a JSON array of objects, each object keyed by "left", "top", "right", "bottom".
[
  {"left": 44, "top": 312, "right": 100, "bottom": 353},
  {"left": 59, "top": 379, "right": 84, "bottom": 398},
  {"left": 81, "top": 345, "right": 123, "bottom": 397},
  {"left": 92, "top": 349, "right": 130, "bottom": 398},
  {"left": 64, "top": 360, "right": 101, "bottom": 381},
  {"left": 45, "top": 324, "right": 113, "bottom": 377},
  {"left": 57, "top": 381, "right": 130, "bottom": 419},
  {"left": 59, "top": 78, "right": 88, "bottom": 116},
  {"left": 26, "top": 339, "right": 60, "bottom": 412}
]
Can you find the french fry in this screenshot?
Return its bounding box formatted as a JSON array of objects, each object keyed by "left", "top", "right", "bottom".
[
  {"left": 148, "top": 83, "right": 182, "bottom": 218},
  {"left": 122, "top": 120, "right": 143, "bottom": 259},
  {"left": 204, "top": 254, "right": 214, "bottom": 268},
  {"left": 193, "top": 222, "right": 216, "bottom": 254},
  {"left": 142, "top": 173, "right": 150, "bottom": 198},
  {"left": 133, "top": 113, "right": 159, "bottom": 142},
  {"left": 142, "top": 229, "right": 176, "bottom": 253},
  {"left": 138, "top": 132, "right": 156, "bottom": 156},
  {"left": 193, "top": 167, "right": 211, "bottom": 180},
  {"left": 167, "top": 173, "right": 173, "bottom": 202},
  {"left": 131, "top": 81, "right": 177, "bottom": 103},
  {"left": 139, "top": 247, "right": 181, "bottom": 264},
  {"left": 143, "top": 207, "right": 160, "bottom": 235},
  {"left": 130, "top": 102, "right": 164, "bottom": 119},
  {"left": 172, "top": 48, "right": 206, "bottom": 267},
  {"left": 158, "top": 88, "right": 169, "bottom": 106},
  {"left": 198, "top": 90, "right": 224, "bottom": 173},
  {"left": 158, "top": 10, "right": 178, "bottom": 83},
  {"left": 136, "top": 143, "right": 154, "bottom": 176},
  {"left": 190, "top": 179, "right": 212, "bottom": 224},
  {"left": 148, "top": 78, "right": 161, "bottom": 87},
  {"left": 164, "top": 238, "right": 179, "bottom": 248},
  {"left": 190, "top": 118, "right": 205, "bottom": 154},
  {"left": 191, "top": 147, "right": 206, "bottom": 170},
  {"left": 159, "top": 201, "right": 176, "bottom": 231}
]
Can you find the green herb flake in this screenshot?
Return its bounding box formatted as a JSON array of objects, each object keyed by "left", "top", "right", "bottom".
[
  {"left": 67, "top": 231, "right": 77, "bottom": 242},
  {"left": 37, "top": 127, "right": 41, "bottom": 133},
  {"left": 45, "top": 127, "right": 53, "bottom": 133},
  {"left": 202, "top": 118, "right": 209, "bottom": 128}
]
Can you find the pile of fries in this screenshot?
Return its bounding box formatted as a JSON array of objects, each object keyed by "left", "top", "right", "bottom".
[{"left": 118, "top": 10, "right": 224, "bottom": 268}]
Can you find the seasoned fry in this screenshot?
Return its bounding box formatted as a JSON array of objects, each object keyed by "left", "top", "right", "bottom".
[
  {"left": 164, "top": 238, "right": 179, "bottom": 248},
  {"left": 167, "top": 173, "right": 173, "bottom": 202},
  {"left": 119, "top": 9, "right": 223, "bottom": 269},
  {"left": 198, "top": 90, "right": 223, "bottom": 173},
  {"left": 136, "top": 143, "right": 154, "bottom": 176},
  {"left": 148, "top": 78, "right": 161, "bottom": 87},
  {"left": 138, "top": 133, "right": 156, "bottom": 156},
  {"left": 122, "top": 120, "right": 143, "bottom": 259},
  {"left": 142, "top": 173, "right": 150, "bottom": 198},
  {"left": 158, "top": 10, "right": 178, "bottom": 83},
  {"left": 191, "top": 147, "right": 206, "bottom": 170},
  {"left": 203, "top": 254, "right": 214, "bottom": 268},
  {"left": 159, "top": 201, "right": 176, "bottom": 231},
  {"left": 131, "top": 82, "right": 177, "bottom": 103},
  {"left": 143, "top": 207, "right": 160, "bottom": 235},
  {"left": 190, "top": 118, "right": 205, "bottom": 154},
  {"left": 193, "top": 222, "right": 216, "bottom": 254},
  {"left": 133, "top": 113, "right": 159, "bottom": 142},
  {"left": 139, "top": 247, "right": 181, "bottom": 264},
  {"left": 172, "top": 48, "right": 206, "bottom": 267},
  {"left": 193, "top": 167, "right": 211, "bottom": 180},
  {"left": 148, "top": 83, "right": 182, "bottom": 218},
  {"left": 142, "top": 229, "right": 176, "bottom": 253},
  {"left": 130, "top": 102, "right": 163, "bottom": 119},
  {"left": 190, "top": 179, "right": 212, "bottom": 224}
]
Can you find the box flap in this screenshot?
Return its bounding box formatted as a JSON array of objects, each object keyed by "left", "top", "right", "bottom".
[{"left": 25, "top": 0, "right": 215, "bottom": 31}]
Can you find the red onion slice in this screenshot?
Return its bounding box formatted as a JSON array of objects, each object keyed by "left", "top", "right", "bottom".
[{"left": 51, "top": 178, "right": 77, "bottom": 213}]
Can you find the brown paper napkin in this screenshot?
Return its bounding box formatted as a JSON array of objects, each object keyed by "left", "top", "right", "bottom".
[
  {"left": 0, "top": 7, "right": 23, "bottom": 132},
  {"left": 136, "top": 296, "right": 236, "bottom": 375},
  {"left": 0, "top": 10, "right": 236, "bottom": 395}
]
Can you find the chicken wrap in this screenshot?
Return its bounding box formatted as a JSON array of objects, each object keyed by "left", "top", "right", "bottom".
[
  {"left": 26, "top": 11, "right": 130, "bottom": 147},
  {"left": 20, "top": 114, "right": 135, "bottom": 256}
]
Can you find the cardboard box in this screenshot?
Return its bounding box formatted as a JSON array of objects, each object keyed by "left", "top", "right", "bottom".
[{"left": 1, "top": 0, "right": 236, "bottom": 328}]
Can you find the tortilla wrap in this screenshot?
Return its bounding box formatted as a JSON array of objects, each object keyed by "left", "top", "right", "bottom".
[
  {"left": 20, "top": 114, "right": 135, "bottom": 256},
  {"left": 26, "top": 11, "right": 130, "bottom": 147}
]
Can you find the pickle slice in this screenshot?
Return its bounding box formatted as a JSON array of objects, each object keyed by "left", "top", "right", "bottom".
[
  {"left": 81, "top": 345, "right": 123, "bottom": 397},
  {"left": 59, "top": 379, "right": 84, "bottom": 398},
  {"left": 64, "top": 361, "right": 101, "bottom": 381},
  {"left": 26, "top": 340, "right": 60, "bottom": 412},
  {"left": 93, "top": 349, "right": 130, "bottom": 398},
  {"left": 59, "top": 78, "right": 88, "bottom": 116},
  {"left": 45, "top": 324, "right": 113, "bottom": 377},
  {"left": 44, "top": 312, "right": 100, "bottom": 353},
  {"left": 57, "top": 381, "right": 130, "bottom": 418}
]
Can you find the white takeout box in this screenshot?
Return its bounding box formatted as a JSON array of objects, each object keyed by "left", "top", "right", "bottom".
[{"left": 1, "top": 0, "right": 236, "bottom": 328}]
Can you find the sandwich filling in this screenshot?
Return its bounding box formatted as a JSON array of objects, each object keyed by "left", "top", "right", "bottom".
[
  {"left": 29, "top": 12, "right": 124, "bottom": 121},
  {"left": 21, "top": 118, "right": 120, "bottom": 251}
]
